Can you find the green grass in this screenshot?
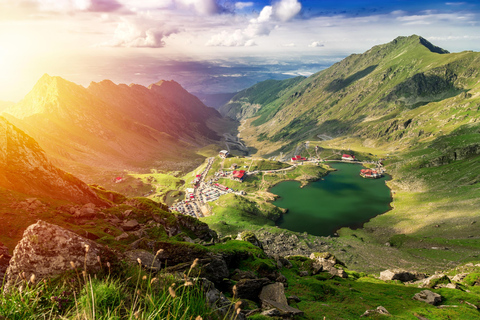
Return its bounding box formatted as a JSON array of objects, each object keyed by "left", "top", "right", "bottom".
[{"left": 1, "top": 259, "right": 217, "bottom": 320}]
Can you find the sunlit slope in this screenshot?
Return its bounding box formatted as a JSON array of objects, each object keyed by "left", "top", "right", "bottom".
[
  {"left": 230, "top": 35, "right": 480, "bottom": 155},
  {"left": 0, "top": 116, "right": 106, "bottom": 205},
  {"left": 2, "top": 75, "right": 223, "bottom": 178}
]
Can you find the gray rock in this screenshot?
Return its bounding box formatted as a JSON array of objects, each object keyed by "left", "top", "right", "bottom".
[
  {"left": 5, "top": 220, "right": 116, "bottom": 287},
  {"left": 418, "top": 274, "right": 450, "bottom": 288},
  {"left": 231, "top": 269, "right": 257, "bottom": 281},
  {"left": 261, "top": 309, "right": 282, "bottom": 317},
  {"left": 299, "top": 270, "right": 309, "bottom": 277},
  {"left": 451, "top": 273, "right": 468, "bottom": 282},
  {"left": 233, "top": 278, "right": 272, "bottom": 301},
  {"left": 361, "top": 306, "right": 390, "bottom": 317},
  {"left": 413, "top": 290, "right": 442, "bottom": 305},
  {"left": 201, "top": 278, "right": 246, "bottom": 320},
  {"left": 379, "top": 269, "right": 416, "bottom": 282},
  {"left": 115, "top": 232, "right": 129, "bottom": 241},
  {"left": 259, "top": 282, "right": 304, "bottom": 316},
  {"left": 122, "top": 220, "right": 140, "bottom": 231},
  {"left": 201, "top": 256, "right": 229, "bottom": 285}
]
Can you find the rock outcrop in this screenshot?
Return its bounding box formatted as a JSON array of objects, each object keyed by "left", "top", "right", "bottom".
[
  {"left": 259, "top": 282, "right": 303, "bottom": 317},
  {"left": 5, "top": 220, "right": 117, "bottom": 286},
  {"left": 413, "top": 290, "right": 442, "bottom": 305}
]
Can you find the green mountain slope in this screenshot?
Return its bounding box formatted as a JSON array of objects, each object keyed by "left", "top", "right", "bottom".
[
  {"left": 231, "top": 35, "right": 480, "bottom": 156},
  {"left": 213, "top": 35, "right": 480, "bottom": 273}
]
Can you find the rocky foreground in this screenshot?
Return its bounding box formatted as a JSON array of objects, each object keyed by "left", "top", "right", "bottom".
[{"left": 3, "top": 215, "right": 480, "bottom": 319}]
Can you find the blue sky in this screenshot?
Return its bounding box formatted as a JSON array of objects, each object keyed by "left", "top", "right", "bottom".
[{"left": 0, "top": 0, "right": 479, "bottom": 101}]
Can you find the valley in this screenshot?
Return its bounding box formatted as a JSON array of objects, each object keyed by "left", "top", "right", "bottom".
[{"left": 2, "top": 34, "right": 480, "bottom": 319}]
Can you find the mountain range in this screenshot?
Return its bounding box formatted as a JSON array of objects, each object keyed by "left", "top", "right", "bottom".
[
  {"left": 2, "top": 75, "right": 226, "bottom": 181},
  {"left": 220, "top": 35, "right": 480, "bottom": 157}
]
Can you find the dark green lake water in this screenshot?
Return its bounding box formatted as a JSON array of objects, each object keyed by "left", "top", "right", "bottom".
[{"left": 271, "top": 162, "right": 391, "bottom": 236}]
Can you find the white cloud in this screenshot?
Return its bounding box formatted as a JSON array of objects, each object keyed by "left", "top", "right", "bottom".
[
  {"left": 235, "top": 2, "right": 254, "bottom": 10},
  {"left": 105, "top": 18, "right": 179, "bottom": 47},
  {"left": 273, "top": 0, "right": 301, "bottom": 22},
  {"left": 206, "top": 0, "right": 301, "bottom": 47},
  {"left": 308, "top": 41, "right": 324, "bottom": 48},
  {"left": 282, "top": 43, "right": 295, "bottom": 47}
]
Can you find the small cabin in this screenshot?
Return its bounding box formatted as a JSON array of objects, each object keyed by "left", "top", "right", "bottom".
[
  {"left": 342, "top": 154, "right": 355, "bottom": 161},
  {"left": 219, "top": 150, "right": 229, "bottom": 158}
]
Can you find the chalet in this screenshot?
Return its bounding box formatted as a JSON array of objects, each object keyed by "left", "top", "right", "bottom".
[
  {"left": 291, "top": 155, "right": 307, "bottom": 162},
  {"left": 219, "top": 150, "right": 229, "bottom": 158},
  {"left": 232, "top": 170, "right": 246, "bottom": 182},
  {"left": 360, "top": 168, "right": 382, "bottom": 179},
  {"left": 342, "top": 154, "right": 355, "bottom": 161}
]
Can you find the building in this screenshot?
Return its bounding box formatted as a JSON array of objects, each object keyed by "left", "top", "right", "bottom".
[
  {"left": 342, "top": 154, "right": 355, "bottom": 161},
  {"left": 291, "top": 155, "right": 307, "bottom": 162},
  {"left": 114, "top": 177, "right": 123, "bottom": 183},
  {"left": 360, "top": 169, "right": 382, "bottom": 179},
  {"left": 232, "top": 170, "right": 246, "bottom": 182},
  {"left": 219, "top": 150, "right": 229, "bottom": 158}
]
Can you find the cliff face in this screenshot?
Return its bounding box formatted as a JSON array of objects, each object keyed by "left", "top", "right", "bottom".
[{"left": 0, "top": 116, "right": 106, "bottom": 205}]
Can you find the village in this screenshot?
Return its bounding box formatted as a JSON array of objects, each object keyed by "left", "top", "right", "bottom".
[{"left": 169, "top": 149, "right": 385, "bottom": 218}]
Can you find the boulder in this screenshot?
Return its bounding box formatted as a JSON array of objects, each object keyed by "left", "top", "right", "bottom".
[
  {"left": 379, "top": 269, "right": 416, "bottom": 282},
  {"left": 451, "top": 273, "right": 468, "bottom": 282},
  {"left": 122, "top": 220, "right": 140, "bottom": 231},
  {"left": 5, "top": 220, "right": 117, "bottom": 287},
  {"left": 310, "top": 252, "right": 347, "bottom": 278},
  {"left": 259, "top": 282, "right": 304, "bottom": 316},
  {"left": 201, "top": 256, "right": 229, "bottom": 285},
  {"left": 201, "top": 278, "right": 246, "bottom": 320},
  {"left": 361, "top": 306, "right": 390, "bottom": 317},
  {"left": 413, "top": 290, "right": 442, "bottom": 305},
  {"left": 418, "top": 273, "right": 450, "bottom": 288},
  {"left": 233, "top": 278, "right": 272, "bottom": 301}
]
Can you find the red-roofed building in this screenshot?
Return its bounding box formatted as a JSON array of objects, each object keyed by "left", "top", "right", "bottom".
[
  {"left": 114, "top": 177, "right": 123, "bottom": 183},
  {"left": 342, "top": 154, "right": 355, "bottom": 161},
  {"left": 360, "top": 169, "right": 381, "bottom": 179},
  {"left": 291, "top": 155, "right": 307, "bottom": 162},
  {"left": 232, "top": 170, "right": 246, "bottom": 182}
]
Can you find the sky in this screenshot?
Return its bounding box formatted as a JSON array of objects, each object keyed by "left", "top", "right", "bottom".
[{"left": 0, "top": 0, "right": 479, "bottom": 101}]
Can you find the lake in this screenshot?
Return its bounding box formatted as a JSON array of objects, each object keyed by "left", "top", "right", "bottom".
[{"left": 271, "top": 162, "right": 392, "bottom": 236}]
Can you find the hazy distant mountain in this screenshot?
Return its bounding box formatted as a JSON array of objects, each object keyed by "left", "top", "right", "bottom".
[
  {"left": 193, "top": 92, "right": 238, "bottom": 109},
  {"left": 2, "top": 75, "right": 223, "bottom": 179},
  {"left": 0, "top": 116, "right": 106, "bottom": 205},
  {"left": 226, "top": 35, "right": 480, "bottom": 155},
  {"left": 0, "top": 101, "right": 14, "bottom": 113}
]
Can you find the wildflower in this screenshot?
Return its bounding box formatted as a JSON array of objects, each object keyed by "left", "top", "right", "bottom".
[
  {"left": 137, "top": 258, "right": 142, "bottom": 265},
  {"left": 30, "top": 273, "right": 36, "bottom": 285},
  {"left": 84, "top": 244, "right": 89, "bottom": 253},
  {"left": 156, "top": 249, "right": 164, "bottom": 256},
  {"left": 134, "top": 310, "right": 141, "bottom": 319},
  {"left": 169, "top": 285, "right": 176, "bottom": 298},
  {"left": 142, "top": 275, "right": 147, "bottom": 281},
  {"left": 184, "top": 281, "right": 194, "bottom": 287},
  {"left": 150, "top": 277, "right": 158, "bottom": 285},
  {"left": 195, "top": 316, "right": 203, "bottom": 320},
  {"left": 107, "top": 261, "right": 111, "bottom": 269},
  {"left": 70, "top": 261, "right": 76, "bottom": 269}
]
